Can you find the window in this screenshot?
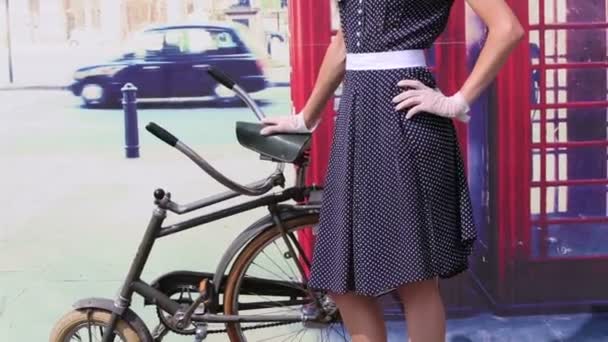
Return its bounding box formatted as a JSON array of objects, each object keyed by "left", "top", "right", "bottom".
[
  {"left": 233, "top": 19, "right": 250, "bottom": 27},
  {"left": 235, "top": 0, "right": 251, "bottom": 7},
  {"left": 528, "top": 0, "right": 608, "bottom": 258},
  {"left": 127, "top": 28, "right": 244, "bottom": 57},
  {"left": 129, "top": 30, "right": 164, "bottom": 56}
]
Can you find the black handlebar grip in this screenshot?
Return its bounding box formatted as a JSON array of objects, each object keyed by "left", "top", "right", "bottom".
[
  {"left": 146, "top": 122, "right": 178, "bottom": 147},
  {"left": 207, "top": 67, "right": 236, "bottom": 89}
]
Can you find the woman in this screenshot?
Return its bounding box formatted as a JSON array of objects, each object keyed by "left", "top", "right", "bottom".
[{"left": 260, "top": 0, "right": 524, "bottom": 341}]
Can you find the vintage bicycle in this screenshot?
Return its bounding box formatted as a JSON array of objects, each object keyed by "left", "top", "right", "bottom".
[{"left": 49, "top": 68, "right": 349, "bottom": 342}]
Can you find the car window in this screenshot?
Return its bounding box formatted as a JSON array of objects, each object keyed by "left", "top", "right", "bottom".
[
  {"left": 129, "top": 30, "right": 164, "bottom": 57},
  {"left": 125, "top": 28, "right": 246, "bottom": 58},
  {"left": 161, "top": 28, "right": 244, "bottom": 55},
  {"left": 212, "top": 30, "right": 238, "bottom": 49},
  {"left": 184, "top": 29, "right": 216, "bottom": 53}
]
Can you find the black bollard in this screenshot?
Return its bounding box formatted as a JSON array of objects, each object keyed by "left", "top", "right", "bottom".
[{"left": 121, "top": 83, "right": 140, "bottom": 158}]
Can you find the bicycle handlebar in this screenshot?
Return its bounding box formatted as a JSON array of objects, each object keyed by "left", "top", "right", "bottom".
[
  {"left": 146, "top": 122, "right": 178, "bottom": 147},
  {"left": 207, "top": 66, "right": 266, "bottom": 121},
  {"left": 147, "top": 121, "right": 284, "bottom": 196},
  {"left": 207, "top": 67, "right": 236, "bottom": 90},
  {"left": 146, "top": 66, "right": 286, "bottom": 196},
  {"left": 176, "top": 139, "right": 284, "bottom": 196}
]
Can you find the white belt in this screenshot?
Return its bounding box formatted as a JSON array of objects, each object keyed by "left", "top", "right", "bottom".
[{"left": 345, "top": 49, "right": 427, "bottom": 70}]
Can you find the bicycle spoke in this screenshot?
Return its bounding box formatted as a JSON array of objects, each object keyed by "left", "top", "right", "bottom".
[
  {"left": 67, "top": 323, "right": 123, "bottom": 342},
  {"left": 290, "top": 328, "right": 306, "bottom": 342},
  {"left": 256, "top": 327, "right": 306, "bottom": 342},
  {"left": 261, "top": 248, "right": 298, "bottom": 283},
  {"left": 72, "top": 331, "right": 83, "bottom": 341},
  {"left": 254, "top": 252, "right": 294, "bottom": 283},
  {"left": 297, "top": 328, "right": 306, "bottom": 342},
  {"left": 272, "top": 240, "right": 300, "bottom": 280},
  {"left": 226, "top": 217, "right": 347, "bottom": 342},
  {"left": 240, "top": 306, "right": 301, "bottom": 316},
  {"left": 280, "top": 328, "right": 307, "bottom": 342},
  {"left": 245, "top": 292, "right": 302, "bottom": 313},
  {"left": 249, "top": 262, "right": 306, "bottom": 292}
]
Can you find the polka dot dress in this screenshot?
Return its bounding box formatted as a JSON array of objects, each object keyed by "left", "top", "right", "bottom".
[{"left": 307, "top": 0, "right": 477, "bottom": 297}]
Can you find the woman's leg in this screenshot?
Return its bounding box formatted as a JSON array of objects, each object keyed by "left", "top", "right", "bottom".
[
  {"left": 329, "top": 291, "right": 388, "bottom": 342},
  {"left": 396, "top": 277, "right": 446, "bottom": 342}
]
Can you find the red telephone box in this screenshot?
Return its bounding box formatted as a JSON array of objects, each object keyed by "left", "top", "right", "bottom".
[
  {"left": 468, "top": 0, "right": 608, "bottom": 313},
  {"left": 512, "top": 0, "right": 608, "bottom": 308}
]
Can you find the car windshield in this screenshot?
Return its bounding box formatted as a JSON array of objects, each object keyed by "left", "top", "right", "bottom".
[{"left": 124, "top": 27, "right": 245, "bottom": 57}]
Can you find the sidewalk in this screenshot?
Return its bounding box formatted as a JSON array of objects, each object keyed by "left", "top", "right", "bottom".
[{"left": 0, "top": 83, "right": 69, "bottom": 91}]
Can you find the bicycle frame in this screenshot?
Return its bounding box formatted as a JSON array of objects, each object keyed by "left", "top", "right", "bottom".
[{"left": 101, "top": 168, "right": 322, "bottom": 342}]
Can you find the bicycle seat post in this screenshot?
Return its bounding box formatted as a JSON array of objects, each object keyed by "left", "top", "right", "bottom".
[{"left": 294, "top": 150, "right": 310, "bottom": 189}]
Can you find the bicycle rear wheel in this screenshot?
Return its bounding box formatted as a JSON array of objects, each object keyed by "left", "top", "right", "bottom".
[{"left": 223, "top": 214, "right": 349, "bottom": 342}]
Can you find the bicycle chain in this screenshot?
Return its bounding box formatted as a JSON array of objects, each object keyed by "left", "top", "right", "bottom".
[
  {"left": 157, "top": 308, "right": 297, "bottom": 336},
  {"left": 206, "top": 321, "right": 296, "bottom": 334}
]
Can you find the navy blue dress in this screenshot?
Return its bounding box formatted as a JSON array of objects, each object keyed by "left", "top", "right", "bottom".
[{"left": 307, "top": 0, "right": 477, "bottom": 297}]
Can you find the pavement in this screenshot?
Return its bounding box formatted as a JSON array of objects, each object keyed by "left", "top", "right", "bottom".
[{"left": 0, "top": 89, "right": 607, "bottom": 341}]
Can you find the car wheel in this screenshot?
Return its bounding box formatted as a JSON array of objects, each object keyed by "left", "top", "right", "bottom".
[{"left": 81, "top": 83, "right": 114, "bottom": 108}]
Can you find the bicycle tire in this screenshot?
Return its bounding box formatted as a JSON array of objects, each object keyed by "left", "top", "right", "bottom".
[
  {"left": 49, "top": 309, "right": 142, "bottom": 342},
  {"left": 223, "top": 214, "right": 348, "bottom": 342}
]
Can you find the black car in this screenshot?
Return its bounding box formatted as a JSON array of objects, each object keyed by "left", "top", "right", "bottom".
[{"left": 70, "top": 22, "right": 267, "bottom": 107}]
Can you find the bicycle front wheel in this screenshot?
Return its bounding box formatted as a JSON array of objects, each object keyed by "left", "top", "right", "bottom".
[
  {"left": 49, "top": 309, "right": 142, "bottom": 342},
  {"left": 223, "top": 214, "right": 349, "bottom": 342}
]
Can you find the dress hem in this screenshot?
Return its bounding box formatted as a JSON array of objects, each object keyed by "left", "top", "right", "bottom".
[{"left": 307, "top": 260, "right": 471, "bottom": 298}]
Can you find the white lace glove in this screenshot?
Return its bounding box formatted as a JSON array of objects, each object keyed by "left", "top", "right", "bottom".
[
  {"left": 260, "top": 112, "right": 319, "bottom": 135},
  {"left": 392, "top": 79, "right": 471, "bottom": 123}
]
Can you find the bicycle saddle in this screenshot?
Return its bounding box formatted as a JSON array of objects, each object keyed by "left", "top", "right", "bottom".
[{"left": 236, "top": 121, "right": 311, "bottom": 163}]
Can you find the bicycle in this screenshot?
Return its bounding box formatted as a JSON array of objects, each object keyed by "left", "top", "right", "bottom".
[{"left": 49, "top": 68, "right": 349, "bottom": 342}]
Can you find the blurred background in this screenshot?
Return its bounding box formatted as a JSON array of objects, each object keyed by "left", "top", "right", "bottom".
[{"left": 0, "top": 0, "right": 295, "bottom": 88}]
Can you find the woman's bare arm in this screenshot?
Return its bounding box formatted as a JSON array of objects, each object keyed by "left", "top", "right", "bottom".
[
  {"left": 460, "top": 0, "right": 525, "bottom": 104},
  {"left": 259, "top": 30, "right": 345, "bottom": 135},
  {"left": 391, "top": 0, "right": 524, "bottom": 122},
  {"left": 300, "top": 29, "right": 347, "bottom": 128}
]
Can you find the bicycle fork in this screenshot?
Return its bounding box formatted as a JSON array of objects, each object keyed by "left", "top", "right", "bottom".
[{"left": 102, "top": 201, "right": 167, "bottom": 342}]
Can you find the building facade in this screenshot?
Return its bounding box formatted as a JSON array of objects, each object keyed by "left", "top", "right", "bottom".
[{"left": 6, "top": 0, "right": 288, "bottom": 45}]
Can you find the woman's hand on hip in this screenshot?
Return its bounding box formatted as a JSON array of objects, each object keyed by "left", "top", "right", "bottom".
[{"left": 392, "top": 80, "right": 471, "bottom": 123}]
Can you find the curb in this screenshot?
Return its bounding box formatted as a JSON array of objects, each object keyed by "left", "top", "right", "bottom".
[
  {"left": 0, "top": 85, "right": 69, "bottom": 91},
  {"left": 268, "top": 81, "right": 290, "bottom": 88}
]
